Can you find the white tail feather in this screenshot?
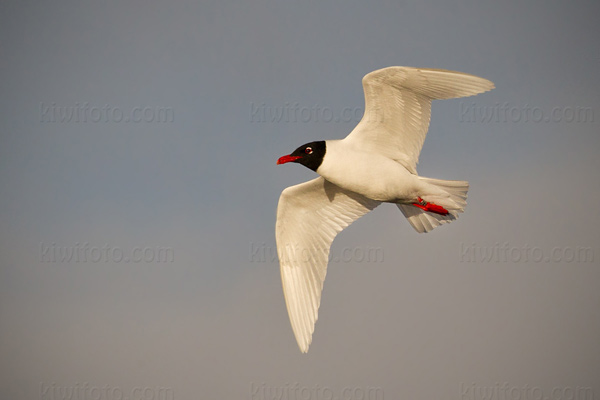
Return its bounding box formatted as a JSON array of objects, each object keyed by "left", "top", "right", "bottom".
[{"left": 398, "top": 177, "right": 469, "bottom": 233}]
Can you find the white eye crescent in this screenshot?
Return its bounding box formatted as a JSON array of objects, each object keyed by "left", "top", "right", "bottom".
[{"left": 305, "top": 147, "right": 313, "bottom": 154}]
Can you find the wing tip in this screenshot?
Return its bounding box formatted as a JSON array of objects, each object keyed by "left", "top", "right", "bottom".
[
  {"left": 298, "top": 342, "right": 310, "bottom": 353},
  {"left": 292, "top": 326, "right": 313, "bottom": 353},
  {"left": 363, "top": 66, "right": 495, "bottom": 99}
]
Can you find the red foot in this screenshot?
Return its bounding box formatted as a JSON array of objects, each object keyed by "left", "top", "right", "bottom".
[{"left": 412, "top": 197, "right": 449, "bottom": 216}]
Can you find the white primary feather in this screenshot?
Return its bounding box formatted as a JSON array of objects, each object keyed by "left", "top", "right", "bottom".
[
  {"left": 345, "top": 66, "right": 495, "bottom": 174},
  {"left": 276, "top": 177, "right": 380, "bottom": 352}
]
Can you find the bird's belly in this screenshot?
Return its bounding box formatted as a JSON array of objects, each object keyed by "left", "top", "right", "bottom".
[{"left": 317, "top": 156, "right": 420, "bottom": 202}]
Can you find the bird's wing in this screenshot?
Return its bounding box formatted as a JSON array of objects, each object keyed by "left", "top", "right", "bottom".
[
  {"left": 345, "top": 66, "right": 494, "bottom": 174},
  {"left": 276, "top": 177, "right": 380, "bottom": 352}
]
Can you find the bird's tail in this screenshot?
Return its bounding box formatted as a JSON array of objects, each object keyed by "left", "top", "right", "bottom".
[{"left": 397, "top": 177, "right": 469, "bottom": 233}]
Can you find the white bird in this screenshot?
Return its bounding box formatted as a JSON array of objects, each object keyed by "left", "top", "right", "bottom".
[{"left": 275, "top": 66, "right": 494, "bottom": 353}]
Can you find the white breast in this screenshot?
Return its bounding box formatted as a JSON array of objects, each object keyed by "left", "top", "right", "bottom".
[{"left": 316, "top": 140, "right": 421, "bottom": 202}]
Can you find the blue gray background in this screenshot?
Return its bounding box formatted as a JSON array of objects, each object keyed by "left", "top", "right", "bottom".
[{"left": 1, "top": 1, "right": 599, "bottom": 399}]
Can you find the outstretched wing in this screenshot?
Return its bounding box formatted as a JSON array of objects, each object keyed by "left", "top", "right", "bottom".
[
  {"left": 345, "top": 66, "right": 494, "bottom": 174},
  {"left": 276, "top": 177, "right": 380, "bottom": 352}
]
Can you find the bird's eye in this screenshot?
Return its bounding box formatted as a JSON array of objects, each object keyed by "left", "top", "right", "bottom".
[{"left": 305, "top": 147, "right": 313, "bottom": 154}]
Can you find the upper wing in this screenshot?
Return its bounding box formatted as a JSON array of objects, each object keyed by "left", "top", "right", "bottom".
[
  {"left": 276, "top": 177, "right": 380, "bottom": 352},
  {"left": 345, "top": 66, "right": 494, "bottom": 174}
]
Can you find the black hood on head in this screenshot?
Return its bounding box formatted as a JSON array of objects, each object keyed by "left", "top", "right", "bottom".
[{"left": 289, "top": 141, "right": 326, "bottom": 171}]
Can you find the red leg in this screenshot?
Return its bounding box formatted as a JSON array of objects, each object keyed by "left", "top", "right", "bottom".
[{"left": 411, "top": 197, "right": 449, "bottom": 216}]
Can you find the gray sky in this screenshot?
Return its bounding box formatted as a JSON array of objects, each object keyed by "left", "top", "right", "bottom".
[{"left": 1, "top": 0, "right": 599, "bottom": 399}]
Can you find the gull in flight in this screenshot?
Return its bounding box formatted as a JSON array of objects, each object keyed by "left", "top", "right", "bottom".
[{"left": 275, "top": 66, "right": 494, "bottom": 352}]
